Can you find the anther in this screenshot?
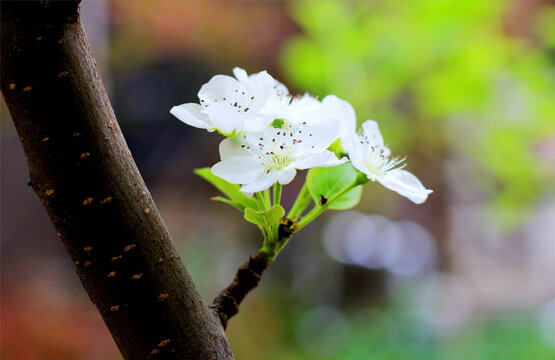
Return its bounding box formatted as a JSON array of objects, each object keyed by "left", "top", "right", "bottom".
[
  {"left": 45, "top": 189, "right": 55, "bottom": 196},
  {"left": 57, "top": 71, "right": 69, "bottom": 78},
  {"left": 82, "top": 197, "right": 94, "bottom": 205},
  {"left": 83, "top": 261, "right": 92, "bottom": 267},
  {"left": 79, "top": 152, "right": 90, "bottom": 159},
  {"left": 9, "top": 84, "right": 16, "bottom": 90},
  {"left": 107, "top": 271, "right": 116, "bottom": 278},
  {"left": 84, "top": 246, "right": 93, "bottom": 252},
  {"left": 23, "top": 86, "right": 33, "bottom": 92},
  {"left": 110, "top": 305, "right": 119, "bottom": 312},
  {"left": 42, "top": 137, "right": 50, "bottom": 142},
  {"left": 157, "top": 293, "right": 169, "bottom": 302}
]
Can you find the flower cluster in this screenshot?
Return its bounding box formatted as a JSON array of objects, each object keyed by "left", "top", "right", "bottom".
[{"left": 171, "top": 67, "right": 432, "bottom": 204}]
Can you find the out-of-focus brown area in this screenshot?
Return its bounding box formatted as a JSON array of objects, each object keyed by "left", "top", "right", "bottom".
[{"left": 2, "top": 1, "right": 554, "bottom": 359}]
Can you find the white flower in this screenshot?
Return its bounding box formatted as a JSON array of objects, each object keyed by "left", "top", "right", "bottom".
[
  {"left": 170, "top": 67, "right": 287, "bottom": 135},
  {"left": 262, "top": 93, "right": 322, "bottom": 122},
  {"left": 349, "top": 120, "right": 432, "bottom": 204},
  {"left": 212, "top": 118, "right": 347, "bottom": 193}
]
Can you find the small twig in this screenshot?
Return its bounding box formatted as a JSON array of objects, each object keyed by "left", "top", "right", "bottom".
[
  {"left": 211, "top": 220, "right": 296, "bottom": 328},
  {"left": 210, "top": 251, "right": 270, "bottom": 328}
]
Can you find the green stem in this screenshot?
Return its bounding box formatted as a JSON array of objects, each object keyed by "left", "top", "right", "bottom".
[
  {"left": 287, "top": 183, "right": 312, "bottom": 219},
  {"left": 296, "top": 181, "right": 360, "bottom": 229},
  {"left": 273, "top": 183, "right": 282, "bottom": 206},
  {"left": 263, "top": 189, "right": 271, "bottom": 208},
  {"left": 256, "top": 192, "right": 266, "bottom": 211}
]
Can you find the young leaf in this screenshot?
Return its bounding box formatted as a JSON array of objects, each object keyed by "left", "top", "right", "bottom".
[
  {"left": 244, "top": 205, "right": 285, "bottom": 227},
  {"left": 306, "top": 163, "right": 362, "bottom": 210},
  {"left": 210, "top": 196, "right": 247, "bottom": 211},
  {"left": 195, "top": 168, "right": 259, "bottom": 210}
]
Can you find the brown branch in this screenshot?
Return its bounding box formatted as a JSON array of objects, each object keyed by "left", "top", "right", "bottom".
[{"left": 1, "top": 1, "right": 233, "bottom": 359}]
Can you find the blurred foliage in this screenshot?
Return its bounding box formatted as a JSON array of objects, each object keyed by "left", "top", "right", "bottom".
[
  {"left": 109, "top": 0, "right": 296, "bottom": 71},
  {"left": 281, "top": 0, "right": 555, "bottom": 224},
  {"left": 227, "top": 289, "right": 554, "bottom": 360}
]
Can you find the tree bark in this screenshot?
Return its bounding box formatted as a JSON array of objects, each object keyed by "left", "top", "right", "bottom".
[{"left": 1, "top": 1, "right": 233, "bottom": 359}]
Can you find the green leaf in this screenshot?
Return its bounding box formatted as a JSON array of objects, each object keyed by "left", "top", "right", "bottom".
[
  {"left": 195, "top": 168, "right": 259, "bottom": 211},
  {"left": 306, "top": 163, "right": 362, "bottom": 210},
  {"left": 244, "top": 205, "right": 285, "bottom": 227},
  {"left": 210, "top": 196, "right": 247, "bottom": 212}
]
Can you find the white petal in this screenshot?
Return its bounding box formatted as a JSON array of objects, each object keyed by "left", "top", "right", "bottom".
[
  {"left": 293, "top": 150, "right": 347, "bottom": 170},
  {"left": 348, "top": 141, "right": 375, "bottom": 180},
  {"left": 377, "top": 169, "right": 432, "bottom": 204},
  {"left": 219, "top": 136, "right": 249, "bottom": 160},
  {"left": 202, "top": 102, "right": 245, "bottom": 134},
  {"left": 361, "top": 120, "right": 391, "bottom": 156},
  {"left": 273, "top": 80, "right": 289, "bottom": 97},
  {"left": 198, "top": 75, "right": 240, "bottom": 104},
  {"left": 233, "top": 67, "right": 249, "bottom": 84},
  {"left": 322, "top": 95, "right": 357, "bottom": 145},
  {"left": 211, "top": 156, "right": 265, "bottom": 184},
  {"left": 278, "top": 168, "right": 297, "bottom": 185},
  {"left": 170, "top": 103, "right": 213, "bottom": 130},
  {"left": 243, "top": 71, "right": 274, "bottom": 111},
  {"left": 240, "top": 171, "right": 280, "bottom": 193},
  {"left": 291, "top": 94, "right": 321, "bottom": 116},
  {"left": 297, "top": 117, "right": 340, "bottom": 153},
  {"left": 242, "top": 114, "right": 277, "bottom": 133}
]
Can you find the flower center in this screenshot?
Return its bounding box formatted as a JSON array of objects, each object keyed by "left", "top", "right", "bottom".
[
  {"left": 261, "top": 146, "right": 295, "bottom": 172},
  {"left": 241, "top": 121, "right": 310, "bottom": 173},
  {"left": 358, "top": 134, "right": 403, "bottom": 177},
  {"left": 362, "top": 151, "right": 402, "bottom": 177}
]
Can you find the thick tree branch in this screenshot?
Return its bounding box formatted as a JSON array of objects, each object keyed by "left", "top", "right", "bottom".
[{"left": 1, "top": 1, "right": 233, "bottom": 359}]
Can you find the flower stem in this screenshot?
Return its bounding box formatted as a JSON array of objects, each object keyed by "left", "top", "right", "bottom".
[
  {"left": 273, "top": 183, "right": 282, "bottom": 206},
  {"left": 256, "top": 192, "right": 266, "bottom": 211},
  {"left": 296, "top": 181, "right": 360, "bottom": 229},
  {"left": 287, "top": 183, "right": 312, "bottom": 219},
  {"left": 263, "top": 189, "right": 271, "bottom": 208}
]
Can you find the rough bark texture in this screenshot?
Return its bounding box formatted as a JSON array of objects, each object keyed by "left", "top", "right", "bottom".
[{"left": 1, "top": 1, "right": 233, "bottom": 359}]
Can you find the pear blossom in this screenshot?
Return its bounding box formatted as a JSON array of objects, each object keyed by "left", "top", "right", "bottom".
[
  {"left": 170, "top": 67, "right": 287, "bottom": 135},
  {"left": 262, "top": 93, "right": 322, "bottom": 122},
  {"left": 212, "top": 118, "right": 347, "bottom": 194},
  {"left": 349, "top": 120, "right": 432, "bottom": 204}
]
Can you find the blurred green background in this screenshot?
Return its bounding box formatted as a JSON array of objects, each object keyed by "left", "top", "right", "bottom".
[{"left": 2, "top": 1, "right": 554, "bottom": 359}]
